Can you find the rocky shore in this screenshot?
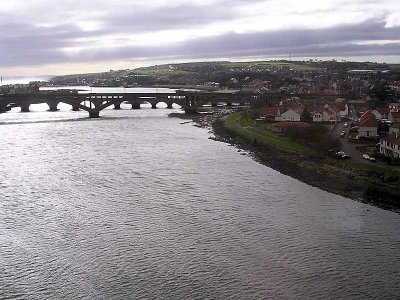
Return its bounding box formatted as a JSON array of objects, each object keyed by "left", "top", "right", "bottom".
[{"left": 170, "top": 108, "right": 400, "bottom": 213}]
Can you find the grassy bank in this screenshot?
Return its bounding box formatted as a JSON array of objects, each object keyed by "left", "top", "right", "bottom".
[
  {"left": 223, "top": 112, "right": 400, "bottom": 210},
  {"left": 224, "top": 112, "right": 313, "bottom": 154}
]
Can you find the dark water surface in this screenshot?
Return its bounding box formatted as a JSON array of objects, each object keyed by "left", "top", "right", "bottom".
[{"left": 0, "top": 106, "right": 399, "bottom": 299}]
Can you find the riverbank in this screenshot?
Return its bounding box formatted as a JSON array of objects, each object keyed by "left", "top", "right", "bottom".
[{"left": 170, "top": 108, "right": 400, "bottom": 213}]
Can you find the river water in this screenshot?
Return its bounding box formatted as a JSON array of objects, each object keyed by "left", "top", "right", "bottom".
[{"left": 0, "top": 105, "right": 399, "bottom": 300}]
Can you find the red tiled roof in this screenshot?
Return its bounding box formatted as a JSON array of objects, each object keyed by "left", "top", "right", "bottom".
[
  {"left": 360, "top": 111, "right": 375, "bottom": 119},
  {"left": 260, "top": 106, "right": 280, "bottom": 117},
  {"left": 324, "top": 108, "right": 336, "bottom": 116},
  {"left": 359, "top": 116, "right": 378, "bottom": 127},
  {"left": 382, "top": 133, "right": 400, "bottom": 145},
  {"left": 329, "top": 103, "right": 345, "bottom": 113}
]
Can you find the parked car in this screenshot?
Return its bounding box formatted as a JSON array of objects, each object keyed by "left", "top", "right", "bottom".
[
  {"left": 362, "top": 154, "right": 376, "bottom": 162},
  {"left": 363, "top": 154, "right": 370, "bottom": 160},
  {"left": 340, "top": 131, "right": 346, "bottom": 138},
  {"left": 344, "top": 122, "right": 348, "bottom": 127},
  {"left": 335, "top": 151, "right": 350, "bottom": 159},
  {"left": 335, "top": 151, "right": 351, "bottom": 159}
]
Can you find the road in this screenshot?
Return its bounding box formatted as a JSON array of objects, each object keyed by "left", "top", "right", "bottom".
[{"left": 332, "top": 122, "right": 400, "bottom": 170}]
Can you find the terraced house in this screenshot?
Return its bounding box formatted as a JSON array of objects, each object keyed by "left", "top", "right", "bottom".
[{"left": 380, "top": 132, "right": 400, "bottom": 158}]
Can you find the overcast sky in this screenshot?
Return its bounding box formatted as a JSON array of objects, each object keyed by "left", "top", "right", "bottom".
[{"left": 1, "top": 0, "right": 400, "bottom": 76}]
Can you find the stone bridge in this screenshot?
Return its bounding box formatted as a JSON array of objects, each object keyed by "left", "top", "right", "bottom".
[
  {"left": 0, "top": 90, "right": 345, "bottom": 118},
  {"left": 0, "top": 91, "right": 260, "bottom": 118}
]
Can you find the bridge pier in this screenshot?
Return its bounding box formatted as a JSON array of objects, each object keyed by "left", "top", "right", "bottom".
[
  {"left": 114, "top": 102, "right": 122, "bottom": 110},
  {"left": 132, "top": 103, "right": 141, "bottom": 109},
  {"left": 226, "top": 102, "right": 232, "bottom": 106},
  {"left": 151, "top": 103, "right": 157, "bottom": 109},
  {"left": 72, "top": 105, "right": 80, "bottom": 111},
  {"left": 185, "top": 107, "right": 197, "bottom": 114},
  {"left": 166, "top": 102, "right": 173, "bottom": 109},
  {"left": 211, "top": 103, "right": 218, "bottom": 107},
  {"left": 0, "top": 104, "right": 10, "bottom": 113},
  {"left": 47, "top": 101, "right": 59, "bottom": 111},
  {"left": 20, "top": 103, "right": 30, "bottom": 112},
  {"left": 89, "top": 111, "right": 100, "bottom": 118}
]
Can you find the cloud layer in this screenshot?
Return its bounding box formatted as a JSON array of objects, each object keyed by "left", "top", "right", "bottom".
[{"left": 0, "top": 0, "right": 399, "bottom": 75}]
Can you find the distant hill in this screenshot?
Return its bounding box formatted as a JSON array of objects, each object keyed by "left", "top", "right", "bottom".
[{"left": 48, "top": 60, "right": 400, "bottom": 88}]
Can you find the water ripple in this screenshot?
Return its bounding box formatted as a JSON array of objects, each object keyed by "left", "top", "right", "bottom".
[{"left": 0, "top": 109, "right": 399, "bottom": 299}]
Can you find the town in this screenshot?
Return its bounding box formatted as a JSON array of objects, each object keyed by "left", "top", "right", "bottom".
[{"left": 2, "top": 60, "right": 399, "bottom": 165}]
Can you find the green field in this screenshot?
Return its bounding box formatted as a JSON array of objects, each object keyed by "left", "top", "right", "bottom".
[
  {"left": 224, "top": 112, "right": 314, "bottom": 154},
  {"left": 134, "top": 67, "right": 192, "bottom": 77},
  {"left": 219, "top": 61, "right": 318, "bottom": 71}
]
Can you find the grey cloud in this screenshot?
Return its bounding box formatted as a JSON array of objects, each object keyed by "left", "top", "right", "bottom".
[
  {"left": 100, "top": 4, "right": 236, "bottom": 33},
  {"left": 1, "top": 19, "right": 399, "bottom": 68}
]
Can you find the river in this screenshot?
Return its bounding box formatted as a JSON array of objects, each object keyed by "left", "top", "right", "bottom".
[{"left": 0, "top": 106, "right": 399, "bottom": 299}]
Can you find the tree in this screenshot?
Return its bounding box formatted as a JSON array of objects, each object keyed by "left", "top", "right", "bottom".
[
  {"left": 369, "top": 83, "right": 396, "bottom": 108},
  {"left": 301, "top": 108, "right": 312, "bottom": 122}
]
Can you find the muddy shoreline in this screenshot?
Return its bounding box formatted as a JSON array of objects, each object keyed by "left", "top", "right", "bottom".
[{"left": 170, "top": 109, "right": 400, "bottom": 213}]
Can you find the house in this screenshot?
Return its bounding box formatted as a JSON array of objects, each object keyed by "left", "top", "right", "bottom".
[
  {"left": 272, "top": 122, "right": 311, "bottom": 134},
  {"left": 380, "top": 132, "right": 400, "bottom": 158},
  {"left": 313, "top": 108, "right": 338, "bottom": 123},
  {"left": 323, "top": 109, "right": 339, "bottom": 122},
  {"left": 358, "top": 112, "right": 378, "bottom": 138},
  {"left": 372, "top": 108, "right": 390, "bottom": 120},
  {"left": 328, "top": 103, "right": 348, "bottom": 119},
  {"left": 323, "top": 104, "right": 342, "bottom": 120},
  {"left": 275, "top": 109, "right": 301, "bottom": 122},
  {"left": 339, "top": 104, "right": 349, "bottom": 118},
  {"left": 260, "top": 106, "right": 280, "bottom": 119},
  {"left": 389, "top": 103, "right": 400, "bottom": 111},
  {"left": 388, "top": 111, "right": 400, "bottom": 123},
  {"left": 313, "top": 112, "right": 323, "bottom": 122}
]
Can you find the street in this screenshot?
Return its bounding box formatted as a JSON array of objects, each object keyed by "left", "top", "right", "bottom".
[{"left": 332, "top": 121, "right": 400, "bottom": 170}]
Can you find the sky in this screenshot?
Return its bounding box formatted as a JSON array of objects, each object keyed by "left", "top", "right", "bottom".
[{"left": 1, "top": 0, "right": 400, "bottom": 76}]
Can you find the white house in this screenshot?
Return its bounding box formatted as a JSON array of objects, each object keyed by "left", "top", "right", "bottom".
[
  {"left": 313, "top": 112, "right": 323, "bottom": 122},
  {"left": 389, "top": 103, "right": 400, "bottom": 111},
  {"left": 275, "top": 109, "right": 301, "bottom": 122},
  {"left": 323, "top": 104, "right": 342, "bottom": 120},
  {"left": 339, "top": 104, "right": 349, "bottom": 118},
  {"left": 358, "top": 114, "right": 379, "bottom": 138},
  {"left": 380, "top": 133, "right": 400, "bottom": 158},
  {"left": 313, "top": 109, "right": 337, "bottom": 123},
  {"left": 323, "top": 109, "right": 338, "bottom": 122}
]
